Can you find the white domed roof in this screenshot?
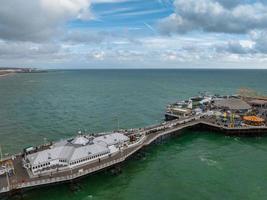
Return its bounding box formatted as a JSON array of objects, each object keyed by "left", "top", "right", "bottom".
[{"left": 72, "top": 136, "right": 89, "bottom": 145}]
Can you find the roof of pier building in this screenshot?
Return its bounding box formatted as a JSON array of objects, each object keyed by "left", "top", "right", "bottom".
[
  {"left": 213, "top": 98, "right": 251, "bottom": 111},
  {"left": 71, "top": 136, "right": 90, "bottom": 146},
  {"left": 27, "top": 145, "right": 75, "bottom": 166},
  {"left": 70, "top": 144, "right": 109, "bottom": 162},
  {"left": 248, "top": 99, "right": 267, "bottom": 106},
  {"left": 26, "top": 133, "right": 129, "bottom": 167},
  {"left": 93, "top": 133, "right": 129, "bottom": 146},
  {"left": 169, "top": 107, "right": 191, "bottom": 114}
]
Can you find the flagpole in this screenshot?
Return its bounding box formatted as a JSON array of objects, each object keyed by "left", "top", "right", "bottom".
[
  {"left": 6, "top": 163, "right": 10, "bottom": 190},
  {"left": 117, "top": 118, "right": 120, "bottom": 131}
]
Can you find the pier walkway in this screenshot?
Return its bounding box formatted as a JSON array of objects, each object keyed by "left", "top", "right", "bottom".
[{"left": 1, "top": 116, "right": 267, "bottom": 195}]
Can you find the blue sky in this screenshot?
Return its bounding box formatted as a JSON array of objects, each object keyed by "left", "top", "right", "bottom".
[
  {"left": 77, "top": 0, "right": 173, "bottom": 27},
  {"left": 0, "top": 0, "right": 267, "bottom": 69}
]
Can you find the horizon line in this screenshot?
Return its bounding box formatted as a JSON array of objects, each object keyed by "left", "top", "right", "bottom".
[{"left": 2, "top": 67, "right": 267, "bottom": 70}]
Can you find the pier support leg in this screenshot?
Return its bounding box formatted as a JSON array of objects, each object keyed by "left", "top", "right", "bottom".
[
  {"left": 7, "top": 189, "right": 24, "bottom": 200},
  {"left": 69, "top": 180, "right": 82, "bottom": 192},
  {"left": 110, "top": 164, "right": 122, "bottom": 176}
]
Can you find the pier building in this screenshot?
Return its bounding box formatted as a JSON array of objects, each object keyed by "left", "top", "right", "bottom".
[{"left": 24, "top": 133, "right": 129, "bottom": 176}]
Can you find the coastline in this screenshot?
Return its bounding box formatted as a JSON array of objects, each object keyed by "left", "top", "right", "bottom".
[
  {"left": 0, "top": 73, "right": 13, "bottom": 77},
  {"left": 0, "top": 67, "right": 45, "bottom": 78}
]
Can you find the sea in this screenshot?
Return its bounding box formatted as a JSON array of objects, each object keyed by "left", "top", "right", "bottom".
[{"left": 1, "top": 69, "right": 267, "bottom": 200}]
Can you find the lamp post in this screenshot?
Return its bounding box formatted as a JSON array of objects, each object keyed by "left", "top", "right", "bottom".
[
  {"left": 116, "top": 117, "right": 120, "bottom": 131},
  {"left": 44, "top": 137, "right": 47, "bottom": 145},
  {"left": 5, "top": 164, "right": 10, "bottom": 190},
  {"left": 0, "top": 145, "right": 3, "bottom": 163}
]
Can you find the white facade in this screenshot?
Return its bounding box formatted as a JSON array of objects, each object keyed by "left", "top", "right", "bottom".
[
  {"left": 93, "top": 133, "right": 129, "bottom": 146},
  {"left": 25, "top": 133, "right": 129, "bottom": 175}
]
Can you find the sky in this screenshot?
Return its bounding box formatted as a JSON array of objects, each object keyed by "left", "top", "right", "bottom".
[{"left": 1, "top": 0, "right": 267, "bottom": 69}]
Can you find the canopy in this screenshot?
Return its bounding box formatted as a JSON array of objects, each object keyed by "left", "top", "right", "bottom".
[
  {"left": 71, "top": 136, "right": 89, "bottom": 145},
  {"left": 243, "top": 116, "right": 265, "bottom": 123}
]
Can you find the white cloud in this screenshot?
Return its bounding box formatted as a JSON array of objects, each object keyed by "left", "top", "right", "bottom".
[
  {"left": 252, "top": 30, "right": 267, "bottom": 54},
  {"left": 63, "top": 30, "right": 105, "bottom": 44},
  {"left": 0, "top": 40, "right": 71, "bottom": 68},
  {"left": 216, "top": 30, "right": 267, "bottom": 54},
  {"left": 1, "top": 0, "right": 267, "bottom": 69},
  {"left": 41, "top": 0, "right": 92, "bottom": 20},
  {"left": 88, "top": 50, "right": 106, "bottom": 60},
  {"left": 0, "top": 0, "right": 92, "bottom": 41},
  {"left": 158, "top": 0, "right": 267, "bottom": 34}
]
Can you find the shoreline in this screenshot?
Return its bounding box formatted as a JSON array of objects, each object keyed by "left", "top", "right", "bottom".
[{"left": 0, "top": 73, "right": 13, "bottom": 77}]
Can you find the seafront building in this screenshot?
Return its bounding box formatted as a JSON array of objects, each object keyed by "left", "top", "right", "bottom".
[
  {"left": 23, "top": 133, "right": 129, "bottom": 176},
  {"left": 165, "top": 94, "right": 266, "bottom": 128}
]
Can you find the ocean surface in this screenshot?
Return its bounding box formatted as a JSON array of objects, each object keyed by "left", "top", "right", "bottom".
[{"left": 1, "top": 69, "right": 267, "bottom": 200}]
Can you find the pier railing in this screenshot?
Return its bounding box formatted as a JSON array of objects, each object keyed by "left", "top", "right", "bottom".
[
  {"left": 0, "top": 187, "right": 9, "bottom": 194},
  {"left": 14, "top": 156, "right": 127, "bottom": 190}
]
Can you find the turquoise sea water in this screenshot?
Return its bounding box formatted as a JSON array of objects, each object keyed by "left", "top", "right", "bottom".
[{"left": 1, "top": 69, "right": 267, "bottom": 199}]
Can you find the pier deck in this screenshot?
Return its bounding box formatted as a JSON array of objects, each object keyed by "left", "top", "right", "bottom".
[{"left": 1, "top": 117, "right": 267, "bottom": 195}]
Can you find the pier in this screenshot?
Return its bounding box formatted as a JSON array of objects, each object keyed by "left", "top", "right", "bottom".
[
  {"left": 1, "top": 92, "right": 267, "bottom": 197},
  {"left": 1, "top": 115, "right": 267, "bottom": 197}
]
